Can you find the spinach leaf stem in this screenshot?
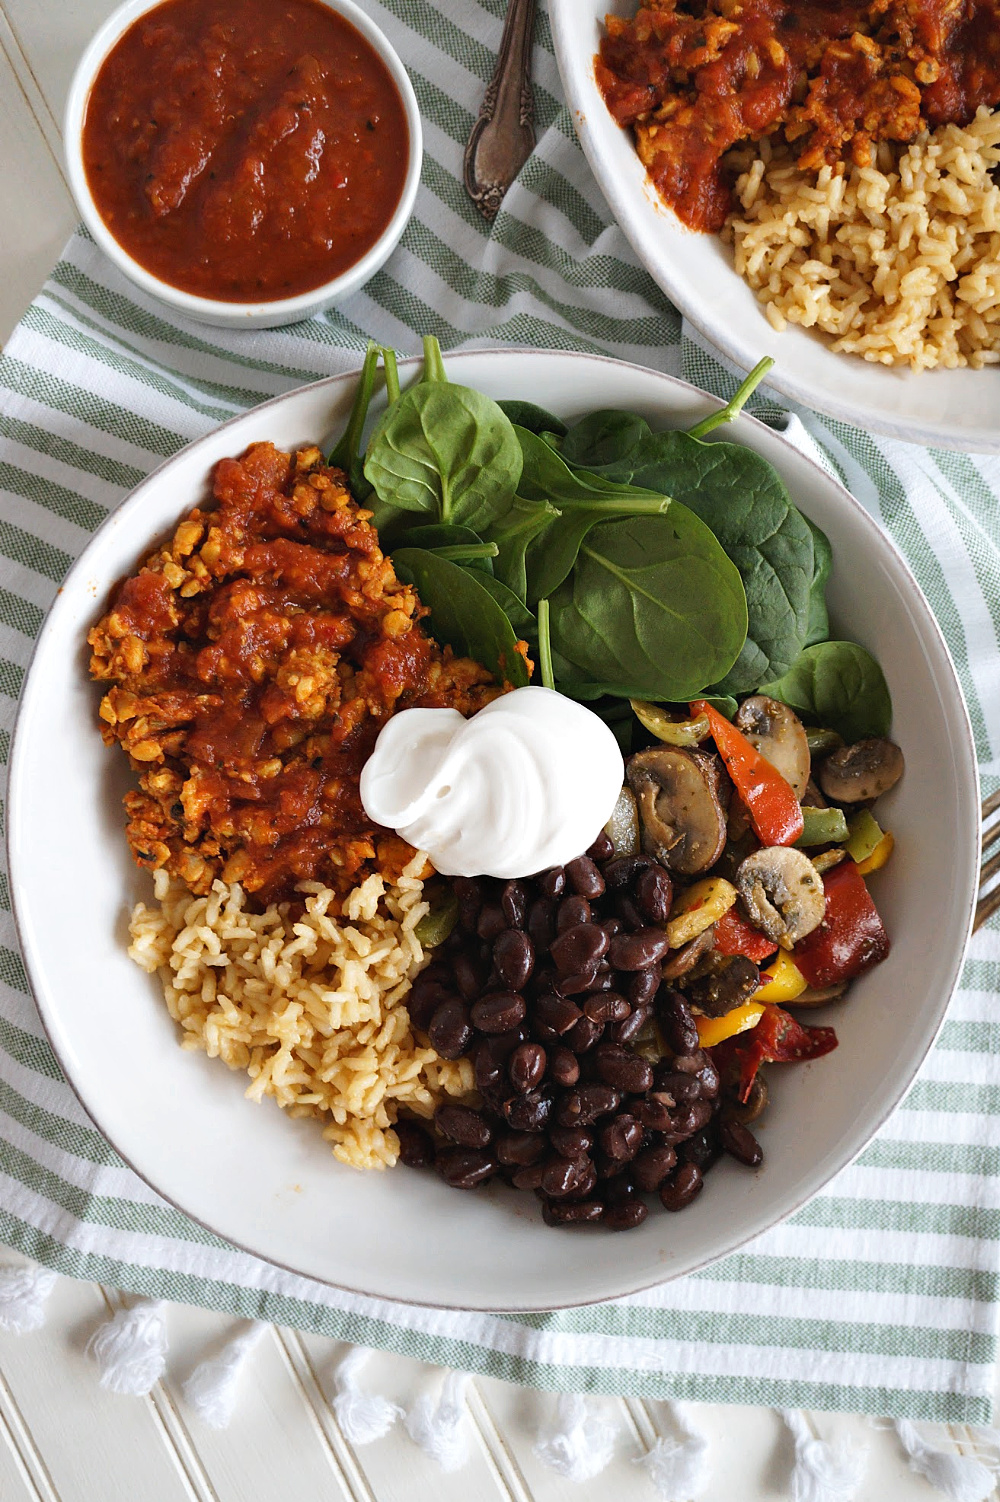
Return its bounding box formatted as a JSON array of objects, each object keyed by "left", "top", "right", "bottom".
[{"left": 537, "top": 597, "right": 555, "bottom": 690}]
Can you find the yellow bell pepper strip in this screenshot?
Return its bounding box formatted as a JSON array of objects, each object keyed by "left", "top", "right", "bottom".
[
  {"left": 712, "top": 904, "right": 778, "bottom": 965},
  {"left": 691, "top": 699, "right": 804, "bottom": 847},
  {"left": 856, "top": 830, "right": 894, "bottom": 875},
  {"left": 793, "top": 858, "right": 891, "bottom": 988},
  {"left": 696, "top": 1001, "right": 765, "bottom": 1049},
  {"left": 665, "top": 877, "right": 737, "bottom": 948},
  {"left": 755, "top": 950, "right": 808, "bottom": 1002},
  {"left": 711, "top": 1004, "right": 838, "bottom": 1102}
]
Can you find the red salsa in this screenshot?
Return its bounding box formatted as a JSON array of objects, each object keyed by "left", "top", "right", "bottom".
[{"left": 82, "top": 0, "right": 410, "bottom": 301}]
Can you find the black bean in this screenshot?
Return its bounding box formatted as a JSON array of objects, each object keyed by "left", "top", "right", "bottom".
[
  {"left": 451, "top": 951, "right": 486, "bottom": 1001},
  {"left": 584, "top": 992, "right": 631, "bottom": 1025},
  {"left": 542, "top": 1199, "right": 604, "bottom": 1226},
  {"left": 657, "top": 991, "right": 700, "bottom": 1055},
  {"left": 428, "top": 999, "right": 473, "bottom": 1059},
  {"left": 602, "top": 1173, "right": 637, "bottom": 1205},
  {"left": 476, "top": 903, "right": 506, "bottom": 942},
  {"left": 635, "top": 865, "right": 674, "bottom": 924},
  {"left": 659, "top": 1162, "right": 704, "bottom": 1211},
  {"left": 681, "top": 1128, "right": 721, "bottom": 1171},
  {"left": 673, "top": 1047, "right": 710, "bottom": 1076},
  {"left": 604, "top": 1200, "right": 648, "bottom": 1231},
  {"left": 549, "top": 1124, "right": 592, "bottom": 1158},
  {"left": 721, "top": 1118, "right": 763, "bottom": 1167},
  {"left": 635, "top": 1097, "right": 675, "bottom": 1131},
  {"left": 511, "top": 1162, "right": 545, "bottom": 1190},
  {"left": 564, "top": 1015, "right": 603, "bottom": 1053},
  {"left": 549, "top": 1047, "right": 580, "bottom": 1087},
  {"left": 600, "top": 917, "right": 623, "bottom": 939},
  {"left": 557, "top": 1083, "right": 622, "bottom": 1126},
  {"left": 493, "top": 929, "right": 535, "bottom": 991},
  {"left": 504, "top": 1088, "right": 554, "bottom": 1132},
  {"left": 556, "top": 895, "right": 593, "bottom": 933},
  {"left": 604, "top": 855, "right": 654, "bottom": 892},
  {"left": 629, "top": 969, "right": 661, "bottom": 1008},
  {"left": 437, "top": 1148, "right": 496, "bottom": 1189},
  {"left": 538, "top": 867, "right": 566, "bottom": 899},
  {"left": 609, "top": 1004, "right": 652, "bottom": 1046},
  {"left": 534, "top": 993, "right": 582, "bottom": 1036},
  {"left": 653, "top": 1068, "right": 702, "bottom": 1106},
  {"left": 541, "top": 1155, "right": 592, "bottom": 1198},
  {"left": 407, "top": 978, "right": 453, "bottom": 1033},
  {"left": 562, "top": 1159, "right": 598, "bottom": 1201},
  {"left": 566, "top": 855, "right": 606, "bottom": 900},
  {"left": 599, "top": 1113, "right": 643, "bottom": 1162},
  {"left": 551, "top": 922, "right": 608, "bottom": 977},
  {"left": 555, "top": 967, "right": 602, "bottom": 997},
  {"left": 509, "top": 1041, "right": 547, "bottom": 1094},
  {"left": 496, "top": 1131, "right": 546, "bottom": 1166},
  {"left": 454, "top": 876, "right": 483, "bottom": 931},
  {"left": 394, "top": 1119, "right": 434, "bottom": 1168},
  {"left": 667, "top": 1099, "right": 715, "bottom": 1142},
  {"left": 593, "top": 1043, "right": 654, "bottom": 1094},
  {"left": 587, "top": 830, "right": 615, "bottom": 863},
  {"left": 695, "top": 1056, "right": 721, "bottom": 1098},
  {"left": 527, "top": 897, "right": 557, "bottom": 952},
  {"left": 501, "top": 880, "right": 529, "bottom": 930},
  {"left": 436, "top": 1104, "right": 492, "bottom": 1149},
  {"left": 471, "top": 991, "right": 526, "bottom": 1034},
  {"left": 474, "top": 1032, "right": 520, "bottom": 1092},
  {"left": 608, "top": 928, "right": 670, "bottom": 971},
  {"left": 632, "top": 1144, "right": 677, "bottom": 1191},
  {"left": 614, "top": 894, "right": 646, "bottom": 931}
]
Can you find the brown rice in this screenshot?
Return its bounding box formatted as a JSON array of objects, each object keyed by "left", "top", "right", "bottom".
[
  {"left": 724, "top": 107, "right": 1000, "bottom": 371},
  {"left": 127, "top": 854, "right": 473, "bottom": 1170}
]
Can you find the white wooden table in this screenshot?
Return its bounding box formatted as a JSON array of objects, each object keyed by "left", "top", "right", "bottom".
[{"left": 0, "top": 5, "right": 996, "bottom": 1497}]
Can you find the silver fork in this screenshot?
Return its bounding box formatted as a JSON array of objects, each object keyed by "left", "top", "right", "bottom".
[{"left": 976, "top": 789, "right": 1000, "bottom": 931}]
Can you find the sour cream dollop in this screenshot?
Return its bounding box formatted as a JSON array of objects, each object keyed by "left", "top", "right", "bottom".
[{"left": 359, "top": 686, "right": 625, "bottom": 878}]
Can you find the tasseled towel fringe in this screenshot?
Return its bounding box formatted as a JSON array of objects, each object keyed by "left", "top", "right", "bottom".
[
  {"left": 405, "top": 1369, "right": 472, "bottom": 1471},
  {"left": 0, "top": 1263, "right": 57, "bottom": 1333},
  {"left": 534, "top": 1393, "right": 617, "bottom": 1481},
  {"left": 331, "top": 1346, "right": 402, "bottom": 1444},
  {"left": 639, "top": 1400, "right": 711, "bottom": 1499},
  {"left": 183, "top": 1320, "right": 268, "bottom": 1428},
  {"left": 780, "top": 1409, "right": 867, "bottom": 1502},
  {"left": 86, "top": 1297, "right": 168, "bottom": 1396},
  {"left": 891, "top": 1418, "right": 1000, "bottom": 1502}
]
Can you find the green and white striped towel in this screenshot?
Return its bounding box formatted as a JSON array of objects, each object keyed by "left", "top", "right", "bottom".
[{"left": 0, "top": 0, "right": 999, "bottom": 1424}]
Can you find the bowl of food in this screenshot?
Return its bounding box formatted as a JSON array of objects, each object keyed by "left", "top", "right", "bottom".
[
  {"left": 63, "top": 0, "right": 422, "bottom": 328},
  {"left": 550, "top": 0, "right": 1000, "bottom": 450},
  {"left": 7, "top": 346, "right": 979, "bottom": 1310}
]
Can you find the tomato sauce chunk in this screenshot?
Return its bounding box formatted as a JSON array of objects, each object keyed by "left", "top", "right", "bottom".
[{"left": 82, "top": 0, "right": 409, "bottom": 302}]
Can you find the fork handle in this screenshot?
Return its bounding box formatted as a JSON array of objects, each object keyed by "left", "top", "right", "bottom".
[{"left": 463, "top": 0, "right": 537, "bottom": 221}]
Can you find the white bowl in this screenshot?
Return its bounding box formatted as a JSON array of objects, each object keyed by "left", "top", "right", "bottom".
[
  {"left": 550, "top": 0, "right": 1000, "bottom": 451},
  {"left": 8, "top": 350, "right": 979, "bottom": 1310},
  {"left": 63, "top": 0, "right": 422, "bottom": 329}
]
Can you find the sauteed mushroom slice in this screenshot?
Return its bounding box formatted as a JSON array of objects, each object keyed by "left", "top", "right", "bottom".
[
  {"left": 626, "top": 747, "right": 727, "bottom": 875},
  {"left": 684, "top": 953, "right": 761, "bottom": 1018},
  {"left": 737, "top": 847, "right": 826, "bottom": 949},
  {"left": 734, "top": 696, "right": 810, "bottom": 799},
  {"left": 661, "top": 925, "right": 716, "bottom": 981},
  {"left": 818, "top": 738, "right": 904, "bottom": 803}
]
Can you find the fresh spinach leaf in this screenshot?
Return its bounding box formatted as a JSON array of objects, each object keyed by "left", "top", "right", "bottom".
[
  {"left": 392, "top": 548, "right": 530, "bottom": 689},
  {"left": 329, "top": 341, "right": 380, "bottom": 500},
  {"left": 364, "top": 343, "right": 522, "bottom": 531},
  {"left": 497, "top": 401, "right": 568, "bottom": 438},
  {"left": 804, "top": 517, "right": 833, "bottom": 647},
  {"left": 400, "top": 524, "right": 496, "bottom": 573},
  {"left": 548, "top": 510, "right": 747, "bottom": 702},
  {"left": 483, "top": 496, "right": 560, "bottom": 603},
  {"left": 474, "top": 573, "right": 536, "bottom": 636},
  {"left": 759, "top": 640, "right": 891, "bottom": 742},
  {"left": 560, "top": 410, "right": 652, "bottom": 470}
]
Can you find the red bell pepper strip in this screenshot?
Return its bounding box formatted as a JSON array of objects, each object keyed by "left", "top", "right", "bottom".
[
  {"left": 711, "top": 1004, "right": 838, "bottom": 1102},
  {"left": 691, "top": 700, "right": 804, "bottom": 847},
  {"left": 713, "top": 904, "right": 779, "bottom": 964},
  {"left": 793, "top": 857, "right": 891, "bottom": 988}
]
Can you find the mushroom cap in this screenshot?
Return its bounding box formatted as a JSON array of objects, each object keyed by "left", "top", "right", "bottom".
[
  {"left": 818, "top": 738, "right": 904, "bottom": 804},
  {"left": 626, "top": 746, "right": 727, "bottom": 875},
  {"left": 685, "top": 953, "right": 761, "bottom": 1018},
  {"left": 735, "top": 695, "right": 811, "bottom": 800},
  {"left": 736, "top": 846, "right": 826, "bottom": 948}
]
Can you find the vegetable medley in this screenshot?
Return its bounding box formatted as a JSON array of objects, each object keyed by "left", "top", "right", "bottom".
[{"left": 327, "top": 340, "right": 901, "bottom": 1228}]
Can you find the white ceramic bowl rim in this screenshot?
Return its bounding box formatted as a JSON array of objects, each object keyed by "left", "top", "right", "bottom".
[
  {"left": 6, "top": 349, "right": 981, "bottom": 1310},
  {"left": 62, "top": 0, "right": 423, "bottom": 322}
]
